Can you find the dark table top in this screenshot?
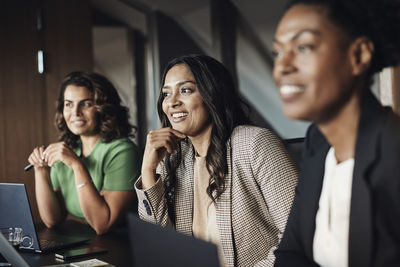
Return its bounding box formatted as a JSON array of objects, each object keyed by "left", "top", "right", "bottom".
[{"left": 17, "top": 220, "right": 132, "bottom": 267}]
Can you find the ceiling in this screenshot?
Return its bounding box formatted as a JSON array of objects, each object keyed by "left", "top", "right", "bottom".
[
  {"left": 232, "top": 0, "right": 289, "bottom": 49},
  {"left": 121, "top": 0, "right": 290, "bottom": 50}
]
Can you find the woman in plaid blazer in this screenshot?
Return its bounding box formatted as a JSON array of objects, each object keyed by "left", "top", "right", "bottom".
[{"left": 135, "top": 54, "right": 298, "bottom": 267}]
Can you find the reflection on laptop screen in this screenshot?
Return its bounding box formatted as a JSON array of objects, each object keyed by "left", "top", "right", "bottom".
[
  {"left": 0, "top": 230, "right": 29, "bottom": 267},
  {"left": 127, "top": 213, "right": 220, "bottom": 267},
  {"left": 0, "top": 183, "right": 88, "bottom": 253}
]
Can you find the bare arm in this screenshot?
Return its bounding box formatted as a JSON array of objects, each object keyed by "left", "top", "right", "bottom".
[
  {"left": 42, "top": 142, "right": 136, "bottom": 235},
  {"left": 70, "top": 160, "right": 135, "bottom": 234},
  {"left": 28, "top": 146, "right": 66, "bottom": 227}
]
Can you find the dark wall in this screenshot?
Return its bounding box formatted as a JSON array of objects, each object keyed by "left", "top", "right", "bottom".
[{"left": 0, "top": 0, "right": 93, "bottom": 222}]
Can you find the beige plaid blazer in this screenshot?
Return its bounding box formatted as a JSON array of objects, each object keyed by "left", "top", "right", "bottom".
[{"left": 135, "top": 125, "right": 298, "bottom": 267}]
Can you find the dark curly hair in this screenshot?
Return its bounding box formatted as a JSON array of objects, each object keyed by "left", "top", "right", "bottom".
[
  {"left": 285, "top": 0, "right": 400, "bottom": 77},
  {"left": 157, "top": 54, "right": 249, "bottom": 221},
  {"left": 55, "top": 71, "right": 136, "bottom": 148}
]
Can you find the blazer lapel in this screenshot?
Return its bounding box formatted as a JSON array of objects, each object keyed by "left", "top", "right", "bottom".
[
  {"left": 301, "top": 132, "right": 330, "bottom": 261},
  {"left": 349, "top": 91, "right": 383, "bottom": 267},
  {"left": 216, "top": 139, "right": 234, "bottom": 267},
  {"left": 175, "top": 140, "right": 195, "bottom": 235}
]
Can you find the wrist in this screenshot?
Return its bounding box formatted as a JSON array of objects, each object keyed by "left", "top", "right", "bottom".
[
  {"left": 34, "top": 166, "right": 50, "bottom": 175},
  {"left": 141, "top": 169, "right": 157, "bottom": 189},
  {"left": 70, "top": 159, "right": 85, "bottom": 173},
  {"left": 141, "top": 166, "right": 157, "bottom": 180},
  {"left": 76, "top": 181, "right": 89, "bottom": 190}
]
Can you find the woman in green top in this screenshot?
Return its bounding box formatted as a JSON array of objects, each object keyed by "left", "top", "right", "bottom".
[{"left": 28, "top": 71, "right": 141, "bottom": 235}]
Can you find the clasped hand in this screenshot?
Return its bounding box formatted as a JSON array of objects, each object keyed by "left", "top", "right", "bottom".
[{"left": 28, "top": 142, "right": 79, "bottom": 170}]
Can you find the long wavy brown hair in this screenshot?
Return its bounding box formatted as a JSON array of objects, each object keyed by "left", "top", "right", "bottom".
[
  {"left": 157, "top": 55, "right": 250, "bottom": 222},
  {"left": 55, "top": 71, "right": 135, "bottom": 148}
]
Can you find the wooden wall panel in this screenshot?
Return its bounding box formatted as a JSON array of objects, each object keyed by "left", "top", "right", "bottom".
[
  {"left": 0, "top": 0, "right": 93, "bottom": 222},
  {"left": 0, "top": 0, "right": 45, "bottom": 222},
  {"left": 43, "top": 0, "right": 93, "bottom": 143}
]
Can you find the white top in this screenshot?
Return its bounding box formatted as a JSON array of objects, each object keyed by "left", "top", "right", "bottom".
[
  {"left": 192, "top": 156, "right": 226, "bottom": 267},
  {"left": 313, "top": 147, "right": 354, "bottom": 267}
]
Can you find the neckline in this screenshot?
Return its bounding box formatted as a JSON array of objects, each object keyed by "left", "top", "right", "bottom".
[
  {"left": 77, "top": 138, "right": 101, "bottom": 158},
  {"left": 327, "top": 147, "right": 354, "bottom": 167}
]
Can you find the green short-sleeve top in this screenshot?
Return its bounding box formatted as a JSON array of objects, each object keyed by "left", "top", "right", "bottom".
[{"left": 50, "top": 138, "right": 141, "bottom": 219}]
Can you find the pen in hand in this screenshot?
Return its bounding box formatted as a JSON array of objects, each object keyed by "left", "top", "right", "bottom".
[
  {"left": 25, "top": 153, "right": 46, "bottom": 171},
  {"left": 24, "top": 164, "right": 33, "bottom": 171}
]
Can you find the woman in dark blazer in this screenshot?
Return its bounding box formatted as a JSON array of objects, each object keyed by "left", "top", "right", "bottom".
[{"left": 272, "top": 0, "right": 400, "bottom": 266}]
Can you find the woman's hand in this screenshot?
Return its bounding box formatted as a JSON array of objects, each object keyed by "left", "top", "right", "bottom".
[
  {"left": 141, "top": 128, "right": 185, "bottom": 189},
  {"left": 29, "top": 144, "right": 67, "bottom": 228},
  {"left": 28, "top": 145, "right": 48, "bottom": 169},
  {"left": 142, "top": 127, "right": 186, "bottom": 171},
  {"left": 43, "top": 142, "right": 80, "bottom": 169}
]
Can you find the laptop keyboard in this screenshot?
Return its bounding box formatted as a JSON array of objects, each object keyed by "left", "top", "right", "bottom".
[{"left": 39, "top": 239, "right": 65, "bottom": 250}]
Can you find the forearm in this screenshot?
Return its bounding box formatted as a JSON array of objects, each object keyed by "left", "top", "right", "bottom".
[
  {"left": 71, "top": 161, "right": 114, "bottom": 235},
  {"left": 34, "top": 168, "right": 65, "bottom": 227},
  {"left": 141, "top": 168, "right": 157, "bottom": 190},
  {"left": 135, "top": 176, "right": 171, "bottom": 227}
]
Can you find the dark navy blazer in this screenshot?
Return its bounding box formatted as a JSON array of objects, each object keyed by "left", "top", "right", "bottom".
[{"left": 275, "top": 90, "right": 400, "bottom": 267}]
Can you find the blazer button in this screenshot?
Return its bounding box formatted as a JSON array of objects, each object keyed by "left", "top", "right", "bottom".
[
  {"left": 143, "top": 200, "right": 152, "bottom": 215},
  {"left": 146, "top": 208, "right": 152, "bottom": 216}
]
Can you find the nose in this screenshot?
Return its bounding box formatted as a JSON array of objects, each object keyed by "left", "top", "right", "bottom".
[
  {"left": 165, "top": 92, "right": 182, "bottom": 108},
  {"left": 72, "top": 104, "right": 82, "bottom": 116},
  {"left": 273, "top": 50, "right": 297, "bottom": 78}
]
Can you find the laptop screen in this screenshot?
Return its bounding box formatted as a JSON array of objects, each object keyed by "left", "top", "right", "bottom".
[
  {"left": 127, "top": 213, "right": 220, "bottom": 267},
  {"left": 0, "top": 183, "right": 40, "bottom": 251}
]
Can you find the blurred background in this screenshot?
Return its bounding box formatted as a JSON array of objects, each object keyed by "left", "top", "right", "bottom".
[{"left": 1, "top": 0, "right": 399, "bottom": 221}]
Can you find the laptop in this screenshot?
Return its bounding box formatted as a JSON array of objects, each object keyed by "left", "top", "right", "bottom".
[
  {"left": 0, "top": 231, "right": 30, "bottom": 267},
  {"left": 0, "top": 183, "right": 88, "bottom": 253},
  {"left": 127, "top": 213, "right": 221, "bottom": 267}
]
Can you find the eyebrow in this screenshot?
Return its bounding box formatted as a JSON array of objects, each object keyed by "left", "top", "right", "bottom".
[
  {"left": 162, "top": 80, "right": 196, "bottom": 89},
  {"left": 64, "top": 98, "right": 94, "bottom": 102},
  {"left": 273, "top": 29, "right": 321, "bottom": 44}
]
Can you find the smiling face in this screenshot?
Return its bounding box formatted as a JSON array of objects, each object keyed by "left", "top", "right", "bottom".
[
  {"left": 63, "top": 85, "right": 98, "bottom": 137},
  {"left": 161, "top": 64, "right": 212, "bottom": 138},
  {"left": 273, "top": 4, "right": 358, "bottom": 123}
]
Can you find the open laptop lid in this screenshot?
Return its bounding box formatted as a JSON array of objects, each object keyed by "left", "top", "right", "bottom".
[
  {"left": 0, "top": 232, "right": 30, "bottom": 267},
  {"left": 0, "top": 183, "right": 89, "bottom": 254},
  {"left": 0, "top": 183, "right": 40, "bottom": 251},
  {"left": 127, "top": 213, "right": 220, "bottom": 267}
]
